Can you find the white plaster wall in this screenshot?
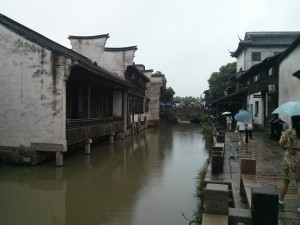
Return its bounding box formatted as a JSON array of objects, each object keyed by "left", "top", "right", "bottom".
[
  {"left": 69, "top": 37, "right": 136, "bottom": 79},
  {"left": 236, "top": 51, "right": 245, "bottom": 72},
  {"left": 146, "top": 77, "right": 163, "bottom": 121},
  {"left": 69, "top": 37, "right": 107, "bottom": 62},
  {"left": 237, "top": 46, "right": 287, "bottom": 71},
  {"left": 113, "top": 91, "right": 123, "bottom": 116},
  {"left": 99, "top": 50, "right": 135, "bottom": 78},
  {"left": 0, "top": 25, "right": 66, "bottom": 148},
  {"left": 278, "top": 44, "right": 300, "bottom": 127},
  {"left": 144, "top": 71, "right": 153, "bottom": 79},
  {"left": 248, "top": 93, "right": 264, "bottom": 125}
]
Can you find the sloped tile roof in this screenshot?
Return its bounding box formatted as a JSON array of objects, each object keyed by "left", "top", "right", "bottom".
[
  {"left": 0, "top": 13, "right": 130, "bottom": 86},
  {"left": 231, "top": 31, "right": 300, "bottom": 58}
]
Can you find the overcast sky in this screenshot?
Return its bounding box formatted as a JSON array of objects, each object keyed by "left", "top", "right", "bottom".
[{"left": 2, "top": 0, "right": 300, "bottom": 97}]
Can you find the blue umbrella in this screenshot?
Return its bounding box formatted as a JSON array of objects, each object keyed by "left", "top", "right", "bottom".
[
  {"left": 234, "top": 110, "right": 252, "bottom": 122},
  {"left": 272, "top": 101, "right": 300, "bottom": 116}
]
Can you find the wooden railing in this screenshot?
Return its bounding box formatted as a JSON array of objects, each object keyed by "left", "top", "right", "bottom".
[{"left": 66, "top": 116, "right": 124, "bottom": 145}]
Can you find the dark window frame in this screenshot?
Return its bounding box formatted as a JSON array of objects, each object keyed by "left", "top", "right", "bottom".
[{"left": 252, "top": 52, "right": 261, "bottom": 61}]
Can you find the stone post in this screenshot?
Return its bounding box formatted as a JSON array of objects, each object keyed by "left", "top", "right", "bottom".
[
  {"left": 110, "top": 133, "right": 115, "bottom": 144},
  {"left": 251, "top": 187, "right": 278, "bottom": 225},
  {"left": 205, "top": 183, "right": 228, "bottom": 215},
  {"left": 85, "top": 139, "right": 92, "bottom": 154},
  {"left": 56, "top": 151, "right": 63, "bottom": 166}
]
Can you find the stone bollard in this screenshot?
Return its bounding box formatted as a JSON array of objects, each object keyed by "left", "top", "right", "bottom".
[
  {"left": 251, "top": 187, "right": 278, "bottom": 225},
  {"left": 212, "top": 155, "right": 224, "bottom": 173},
  {"left": 205, "top": 183, "right": 229, "bottom": 215},
  {"left": 240, "top": 158, "right": 256, "bottom": 174},
  {"left": 216, "top": 134, "right": 225, "bottom": 143}
]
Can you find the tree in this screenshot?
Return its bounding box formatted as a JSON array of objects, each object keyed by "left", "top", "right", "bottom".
[
  {"left": 173, "top": 96, "right": 201, "bottom": 109},
  {"left": 207, "top": 62, "right": 236, "bottom": 100},
  {"left": 153, "top": 71, "right": 175, "bottom": 103}
]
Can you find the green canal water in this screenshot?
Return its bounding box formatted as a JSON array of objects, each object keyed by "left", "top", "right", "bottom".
[{"left": 0, "top": 123, "right": 209, "bottom": 225}]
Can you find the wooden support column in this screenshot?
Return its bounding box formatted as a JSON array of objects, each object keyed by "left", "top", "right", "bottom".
[
  {"left": 56, "top": 151, "right": 63, "bottom": 166},
  {"left": 87, "top": 77, "right": 91, "bottom": 118},
  {"left": 85, "top": 139, "right": 92, "bottom": 154},
  {"left": 110, "top": 133, "right": 115, "bottom": 144}
]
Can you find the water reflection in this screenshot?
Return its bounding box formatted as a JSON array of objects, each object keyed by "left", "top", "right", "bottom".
[{"left": 0, "top": 124, "right": 209, "bottom": 225}]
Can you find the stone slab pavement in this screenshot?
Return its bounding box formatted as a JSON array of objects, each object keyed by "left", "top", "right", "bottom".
[{"left": 205, "top": 130, "right": 300, "bottom": 225}]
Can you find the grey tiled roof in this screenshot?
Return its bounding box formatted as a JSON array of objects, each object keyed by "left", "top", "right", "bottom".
[
  {"left": 104, "top": 46, "right": 137, "bottom": 51},
  {"left": 231, "top": 31, "right": 300, "bottom": 57},
  {"left": 68, "top": 34, "right": 109, "bottom": 40},
  {"left": 0, "top": 13, "right": 130, "bottom": 86}
]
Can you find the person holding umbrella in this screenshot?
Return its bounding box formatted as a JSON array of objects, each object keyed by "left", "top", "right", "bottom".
[
  {"left": 234, "top": 110, "right": 252, "bottom": 144},
  {"left": 226, "top": 114, "right": 233, "bottom": 131},
  {"left": 246, "top": 118, "right": 254, "bottom": 143},
  {"left": 278, "top": 123, "right": 300, "bottom": 213},
  {"left": 235, "top": 120, "right": 246, "bottom": 144},
  {"left": 272, "top": 102, "right": 300, "bottom": 212}
]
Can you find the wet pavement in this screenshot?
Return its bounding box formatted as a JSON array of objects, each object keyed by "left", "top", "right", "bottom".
[{"left": 204, "top": 129, "right": 300, "bottom": 224}]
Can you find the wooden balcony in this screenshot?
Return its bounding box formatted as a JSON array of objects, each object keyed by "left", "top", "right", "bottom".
[{"left": 66, "top": 116, "right": 124, "bottom": 145}]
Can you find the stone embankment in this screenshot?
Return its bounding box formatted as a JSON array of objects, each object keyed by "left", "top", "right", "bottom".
[{"left": 201, "top": 124, "right": 300, "bottom": 225}]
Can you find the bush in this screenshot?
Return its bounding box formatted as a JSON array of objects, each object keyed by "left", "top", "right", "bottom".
[{"left": 161, "top": 108, "right": 178, "bottom": 124}]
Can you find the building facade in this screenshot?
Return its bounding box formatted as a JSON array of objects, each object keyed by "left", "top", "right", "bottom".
[
  {"left": 0, "top": 14, "right": 162, "bottom": 166},
  {"left": 230, "top": 32, "right": 300, "bottom": 126}
]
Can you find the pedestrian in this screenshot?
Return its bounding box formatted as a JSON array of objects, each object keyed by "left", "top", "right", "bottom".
[
  {"left": 226, "top": 115, "right": 233, "bottom": 131},
  {"left": 246, "top": 118, "right": 254, "bottom": 142},
  {"left": 235, "top": 120, "right": 246, "bottom": 145},
  {"left": 278, "top": 125, "right": 300, "bottom": 213}
]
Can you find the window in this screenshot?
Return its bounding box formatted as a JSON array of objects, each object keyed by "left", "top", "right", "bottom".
[
  {"left": 252, "top": 52, "right": 261, "bottom": 61},
  {"left": 255, "top": 101, "right": 259, "bottom": 116},
  {"left": 135, "top": 99, "right": 144, "bottom": 113},
  {"left": 254, "top": 74, "right": 260, "bottom": 82},
  {"left": 268, "top": 68, "right": 272, "bottom": 76}
]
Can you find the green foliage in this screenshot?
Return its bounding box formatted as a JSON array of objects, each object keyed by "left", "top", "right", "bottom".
[
  {"left": 173, "top": 96, "right": 201, "bottom": 109},
  {"left": 201, "top": 115, "right": 211, "bottom": 124},
  {"left": 161, "top": 86, "right": 175, "bottom": 103},
  {"left": 207, "top": 62, "right": 236, "bottom": 100},
  {"left": 153, "top": 71, "right": 175, "bottom": 103},
  {"left": 202, "top": 122, "right": 213, "bottom": 137},
  {"left": 195, "top": 159, "right": 210, "bottom": 224},
  {"left": 183, "top": 158, "right": 210, "bottom": 225},
  {"left": 160, "top": 108, "right": 178, "bottom": 124}
]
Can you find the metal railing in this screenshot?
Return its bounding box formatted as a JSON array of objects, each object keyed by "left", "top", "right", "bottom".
[
  {"left": 66, "top": 116, "right": 124, "bottom": 145},
  {"left": 66, "top": 116, "right": 124, "bottom": 128}
]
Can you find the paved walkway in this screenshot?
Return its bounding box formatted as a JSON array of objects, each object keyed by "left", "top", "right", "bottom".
[{"left": 204, "top": 130, "right": 300, "bottom": 225}]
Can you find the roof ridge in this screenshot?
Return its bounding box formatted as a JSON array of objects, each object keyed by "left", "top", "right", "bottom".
[
  {"left": 68, "top": 34, "right": 109, "bottom": 40},
  {"left": 0, "top": 13, "right": 130, "bottom": 86},
  {"left": 104, "top": 46, "right": 138, "bottom": 51}
]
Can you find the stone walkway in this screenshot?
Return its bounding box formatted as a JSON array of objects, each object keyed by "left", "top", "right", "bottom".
[{"left": 204, "top": 130, "right": 300, "bottom": 225}]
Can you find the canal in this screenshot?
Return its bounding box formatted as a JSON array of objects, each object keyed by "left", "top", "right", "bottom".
[{"left": 0, "top": 123, "right": 209, "bottom": 225}]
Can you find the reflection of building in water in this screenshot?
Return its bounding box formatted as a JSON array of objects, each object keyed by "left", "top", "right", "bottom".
[
  {"left": 0, "top": 125, "right": 202, "bottom": 225},
  {"left": 0, "top": 170, "right": 66, "bottom": 225}
]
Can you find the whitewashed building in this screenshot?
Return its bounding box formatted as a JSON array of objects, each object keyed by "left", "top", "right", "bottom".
[
  {"left": 276, "top": 37, "right": 300, "bottom": 128},
  {"left": 0, "top": 14, "right": 161, "bottom": 166},
  {"left": 230, "top": 32, "right": 300, "bottom": 126}
]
